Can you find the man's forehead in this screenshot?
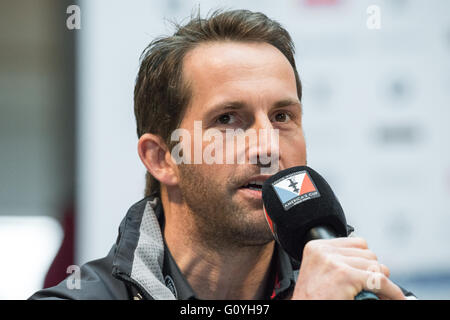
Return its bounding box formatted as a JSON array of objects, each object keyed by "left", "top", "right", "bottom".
[
  {"left": 181, "top": 41, "right": 298, "bottom": 110},
  {"left": 184, "top": 40, "right": 284, "bottom": 63},
  {"left": 182, "top": 41, "right": 294, "bottom": 82}
]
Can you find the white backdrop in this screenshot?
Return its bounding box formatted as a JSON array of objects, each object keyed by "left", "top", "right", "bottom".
[{"left": 76, "top": 0, "right": 450, "bottom": 298}]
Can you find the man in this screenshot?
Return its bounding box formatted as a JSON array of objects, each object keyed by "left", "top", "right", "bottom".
[{"left": 30, "top": 9, "right": 414, "bottom": 300}]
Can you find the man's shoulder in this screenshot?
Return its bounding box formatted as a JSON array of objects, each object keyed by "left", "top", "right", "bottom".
[
  {"left": 29, "top": 196, "right": 162, "bottom": 300},
  {"left": 28, "top": 246, "right": 131, "bottom": 300}
]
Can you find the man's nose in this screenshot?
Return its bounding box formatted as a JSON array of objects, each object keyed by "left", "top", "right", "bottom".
[{"left": 247, "top": 113, "right": 280, "bottom": 168}]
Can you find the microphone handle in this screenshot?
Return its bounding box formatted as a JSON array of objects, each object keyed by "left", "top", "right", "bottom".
[{"left": 306, "top": 226, "right": 379, "bottom": 301}]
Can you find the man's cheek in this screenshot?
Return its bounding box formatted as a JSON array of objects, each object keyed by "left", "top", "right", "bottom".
[
  {"left": 196, "top": 164, "right": 226, "bottom": 187},
  {"left": 279, "top": 139, "right": 306, "bottom": 168}
]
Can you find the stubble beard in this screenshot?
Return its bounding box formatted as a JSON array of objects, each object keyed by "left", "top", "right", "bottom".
[{"left": 177, "top": 164, "right": 274, "bottom": 251}]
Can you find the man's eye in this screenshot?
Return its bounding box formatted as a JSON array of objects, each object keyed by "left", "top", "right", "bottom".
[
  {"left": 273, "top": 112, "right": 291, "bottom": 123},
  {"left": 216, "top": 113, "right": 236, "bottom": 125}
]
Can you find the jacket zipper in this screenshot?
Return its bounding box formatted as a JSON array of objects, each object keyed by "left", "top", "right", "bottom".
[{"left": 113, "top": 271, "right": 152, "bottom": 300}]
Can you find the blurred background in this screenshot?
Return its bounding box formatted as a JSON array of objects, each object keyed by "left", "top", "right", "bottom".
[{"left": 0, "top": 0, "right": 449, "bottom": 299}]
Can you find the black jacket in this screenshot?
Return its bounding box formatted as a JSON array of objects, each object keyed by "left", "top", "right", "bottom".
[{"left": 29, "top": 196, "right": 415, "bottom": 300}]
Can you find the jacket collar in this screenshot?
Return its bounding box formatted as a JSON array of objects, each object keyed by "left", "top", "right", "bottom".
[
  {"left": 112, "top": 195, "right": 297, "bottom": 300},
  {"left": 112, "top": 196, "right": 176, "bottom": 299}
]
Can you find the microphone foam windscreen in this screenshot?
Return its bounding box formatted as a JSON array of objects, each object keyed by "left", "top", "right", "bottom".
[{"left": 262, "top": 166, "right": 348, "bottom": 262}]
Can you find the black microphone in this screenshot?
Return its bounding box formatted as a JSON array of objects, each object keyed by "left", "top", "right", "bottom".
[{"left": 262, "top": 165, "right": 378, "bottom": 300}]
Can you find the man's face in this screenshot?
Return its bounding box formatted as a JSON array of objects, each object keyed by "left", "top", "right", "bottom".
[{"left": 175, "top": 41, "right": 307, "bottom": 248}]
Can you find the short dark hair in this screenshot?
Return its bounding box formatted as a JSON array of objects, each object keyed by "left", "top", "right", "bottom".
[{"left": 134, "top": 8, "right": 302, "bottom": 197}]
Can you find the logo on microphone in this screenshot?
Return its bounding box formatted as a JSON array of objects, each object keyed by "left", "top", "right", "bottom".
[{"left": 272, "top": 170, "right": 320, "bottom": 210}]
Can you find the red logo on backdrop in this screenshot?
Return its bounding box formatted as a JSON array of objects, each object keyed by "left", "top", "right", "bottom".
[{"left": 304, "top": 0, "right": 340, "bottom": 7}]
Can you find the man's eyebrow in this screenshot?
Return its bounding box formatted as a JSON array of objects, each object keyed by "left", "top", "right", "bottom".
[
  {"left": 205, "top": 101, "right": 246, "bottom": 114},
  {"left": 273, "top": 98, "right": 302, "bottom": 113}
]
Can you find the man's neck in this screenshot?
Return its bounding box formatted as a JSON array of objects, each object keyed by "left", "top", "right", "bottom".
[{"left": 161, "top": 188, "right": 276, "bottom": 300}]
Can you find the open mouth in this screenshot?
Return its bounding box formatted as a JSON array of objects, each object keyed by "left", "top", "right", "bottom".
[{"left": 239, "top": 181, "right": 264, "bottom": 191}]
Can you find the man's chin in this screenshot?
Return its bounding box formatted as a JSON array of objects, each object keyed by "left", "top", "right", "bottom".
[{"left": 227, "top": 197, "right": 271, "bottom": 240}]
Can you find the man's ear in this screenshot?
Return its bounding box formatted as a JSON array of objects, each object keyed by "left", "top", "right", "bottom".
[{"left": 137, "top": 133, "right": 179, "bottom": 187}]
